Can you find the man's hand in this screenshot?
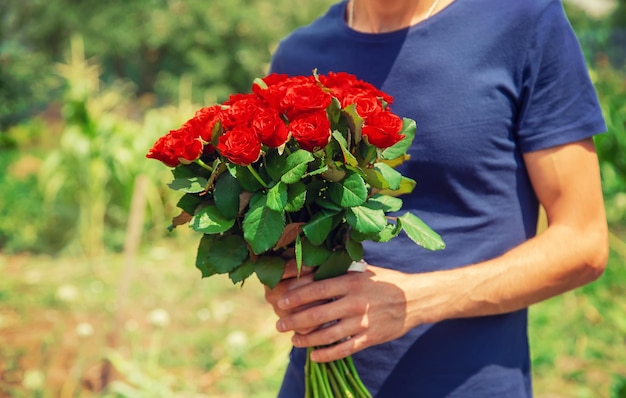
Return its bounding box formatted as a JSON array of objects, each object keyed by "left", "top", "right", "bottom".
[
  {"left": 264, "top": 260, "right": 318, "bottom": 334},
  {"left": 270, "top": 264, "right": 415, "bottom": 363}
]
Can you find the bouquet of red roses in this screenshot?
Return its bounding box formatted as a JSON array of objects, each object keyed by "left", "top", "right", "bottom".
[{"left": 146, "top": 71, "right": 444, "bottom": 398}]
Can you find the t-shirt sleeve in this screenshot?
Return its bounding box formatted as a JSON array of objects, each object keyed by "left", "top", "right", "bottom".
[{"left": 516, "top": 0, "right": 606, "bottom": 153}]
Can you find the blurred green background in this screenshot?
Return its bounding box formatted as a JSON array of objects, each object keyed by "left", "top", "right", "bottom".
[{"left": 0, "top": 0, "right": 625, "bottom": 397}]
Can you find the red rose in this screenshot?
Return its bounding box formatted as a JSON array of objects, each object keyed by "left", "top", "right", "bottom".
[
  {"left": 252, "top": 106, "right": 289, "bottom": 148},
  {"left": 289, "top": 111, "right": 331, "bottom": 152},
  {"left": 320, "top": 72, "right": 394, "bottom": 107},
  {"left": 185, "top": 104, "right": 222, "bottom": 142},
  {"left": 216, "top": 125, "right": 262, "bottom": 166},
  {"left": 252, "top": 73, "right": 290, "bottom": 94},
  {"left": 362, "top": 111, "right": 405, "bottom": 148},
  {"left": 342, "top": 92, "right": 384, "bottom": 119},
  {"left": 146, "top": 126, "right": 203, "bottom": 167},
  {"left": 319, "top": 72, "right": 359, "bottom": 102},
  {"left": 254, "top": 75, "right": 312, "bottom": 114},
  {"left": 221, "top": 93, "right": 264, "bottom": 130},
  {"left": 280, "top": 80, "right": 331, "bottom": 120}
]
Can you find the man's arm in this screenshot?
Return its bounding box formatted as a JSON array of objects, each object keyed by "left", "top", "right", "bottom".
[{"left": 271, "top": 138, "right": 609, "bottom": 363}]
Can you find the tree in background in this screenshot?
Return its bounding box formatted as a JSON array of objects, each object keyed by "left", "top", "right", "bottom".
[{"left": 0, "top": 0, "right": 334, "bottom": 131}]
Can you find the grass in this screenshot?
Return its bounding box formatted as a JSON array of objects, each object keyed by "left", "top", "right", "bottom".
[
  {"left": 529, "top": 228, "right": 626, "bottom": 398},
  {"left": 0, "top": 230, "right": 292, "bottom": 398},
  {"left": 0, "top": 228, "right": 624, "bottom": 397}
]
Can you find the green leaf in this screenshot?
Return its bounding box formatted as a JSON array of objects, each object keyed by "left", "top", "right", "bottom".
[
  {"left": 342, "top": 103, "right": 364, "bottom": 146},
  {"left": 285, "top": 181, "right": 307, "bottom": 212},
  {"left": 301, "top": 237, "right": 332, "bottom": 266},
  {"left": 322, "top": 161, "right": 347, "bottom": 182},
  {"left": 226, "top": 163, "right": 263, "bottom": 192},
  {"left": 243, "top": 196, "right": 285, "bottom": 254},
  {"left": 378, "top": 176, "right": 416, "bottom": 197},
  {"left": 214, "top": 172, "right": 242, "bottom": 219},
  {"left": 177, "top": 193, "right": 204, "bottom": 215},
  {"left": 196, "top": 234, "right": 218, "bottom": 278},
  {"left": 190, "top": 205, "right": 235, "bottom": 234},
  {"left": 302, "top": 210, "right": 336, "bottom": 246},
  {"left": 349, "top": 228, "right": 377, "bottom": 243},
  {"left": 346, "top": 205, "right": 387, "bottom": 235},
  {"left": 362, "top": 167, "right": 388, "bottom": 190},
  {"left": 295, "top": 234, "right": 303, "bottom": 275},
  {"left": 345, "top": 235, "right": 363, "bottom": 261},
  {"left": 332, "top": 131, "right": 358, "bottom": 167},
  {"left": 328, "top": 171, "right": 367, "bottom": 207},
  {"left": 199, "top": 234, "right": 249, "bottom": 274},
  {"left": 368, "top": 194, "right": 403, "bottom": 212},
  {"left": 267, "top": 181, "right": 288, "bottom": 212},
  {"left": 281, "top": 150, "right": 315, "bottom": 184},
  {"left": 315, "top": 198, "right": 343, "bottom": 212},
  {"left": 265, "top": 150, "right": 287, "bottom": 183},
  {"left": 168, "top": 177, "right": 208, "bottom": 193},
  {"left": 255, "top": 256, "right": 286, "bottom": 288},
  {"left": 398, "top": 212, "right": 446, "bottom": 251},
  {"left": 373, "top": 162, "right": 402, "bottom": 190},
  {"left": 380, "top": 118, "right": 416, "bottom": 161},
  {"left": 173, "top": 165, "right": 196, "bottom": 179},
  {"left": 328, "top": 96, "right": 342, "bottom": 124},
  {"left": 375, "top": 223, "right": 402, "bottom": 242},
  {"left": 229, "top": 260, "right": 256, "bottom": 284},
  {"left": 314, "top": 251, "right": 353, "bottom": 281}
]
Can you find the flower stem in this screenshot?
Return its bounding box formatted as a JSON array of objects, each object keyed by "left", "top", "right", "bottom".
[
  {"left": 246, "top": 164, "right": 268, "bottom": 188},
  {"left": 327, "top": 365, "right": 343, "bottom": 397},
  {"left": 315, "top": 360, "right": 331, "bottom": 397},
  {"left": 344, "top": 356, "right": 372, "bottom": 397},
  {"left": 328, "top": 360, "right": 355, "bottom": 398},
  {"left": 195, "top": 158, "right": 213, "bottom": 172}
]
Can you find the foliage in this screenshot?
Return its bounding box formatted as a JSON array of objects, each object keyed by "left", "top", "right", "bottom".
[
  {"left": 1, "top": 229, "right": 624, "bottom": 397},
  {"left": 149, "top": 73, "right": 444, "bottom": 397},
  {"left": 150, "top": 73, "right": 444, "bottom": 289},
  {"left": 0, "top": 0, "right": 335, "bottom": 130},
  {"left": 5, "top": 36, "right": 186, "bottom": 255},
  {"left": 591, "top": 62, "right": 626, "bottom": 223},
  {"left": 0, "top": 242, "right": 291, "bottom": 397},
  {"left": 529, "top": 229, "right": 626, "bottom": 398},
  {"left": 563, "top": 1, "right": 626, "bottom": 224}
]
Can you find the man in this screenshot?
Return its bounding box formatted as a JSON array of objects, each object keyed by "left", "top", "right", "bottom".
[{"left": 265, "top": 0, "right": 608, "bottom": 396}]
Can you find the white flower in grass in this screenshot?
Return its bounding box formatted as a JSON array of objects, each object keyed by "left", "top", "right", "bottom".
[
  {"left": 149, "top": 308, "right": 170, "bottom": 328},
  {"left": 56, "top": 284, "right": 79, "bottom": 303},
  {"left": 22, "top": 369, "right": 45, "bottom": 390},
  {"left": 227, "top": 331, "right": 248, "bottom": 351},
  {"left": 76, "top": 322, "right": 94, "bottom": 338}
]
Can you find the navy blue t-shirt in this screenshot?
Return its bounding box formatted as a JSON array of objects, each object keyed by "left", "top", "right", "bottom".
[{"left": 270, "top": 0, "right": 606, "bottom": 396}]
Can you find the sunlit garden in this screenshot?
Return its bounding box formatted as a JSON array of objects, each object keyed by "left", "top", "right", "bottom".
[{"left": 1, "top": 1, "right": 625, "bottom": 397}]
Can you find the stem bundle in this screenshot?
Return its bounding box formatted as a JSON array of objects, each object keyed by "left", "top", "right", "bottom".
[{"left": 305, "top": 347, "right": 371, "bottom": 398}]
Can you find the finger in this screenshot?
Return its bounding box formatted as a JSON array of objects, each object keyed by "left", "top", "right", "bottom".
[
  {"left": 278, "top": 274, "right": 353, "bottom": 311},
  {"left": 309, "top": 333, "right": 369, "bottom": 363},
  {"left": 283, "top": 259, "right": 315, "bottom": 279},
  {"left": 291, "top": 316, "right": 363, "bottom": 349},
  {"left": 277, "top": 297, "right": 351, "bottom": 333}
]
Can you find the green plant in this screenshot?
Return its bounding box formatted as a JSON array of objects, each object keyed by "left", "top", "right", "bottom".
[
  {"left": 590, "top": 63, "right": 626, "bottom": 223},
  {"left": 148, "top": 72, "right": 446, "bottom": 398},
  {"left": 36, "top": 36, "right": 187, "bottom": 255}
]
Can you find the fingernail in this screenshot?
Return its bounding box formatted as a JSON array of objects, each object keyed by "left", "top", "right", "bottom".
[
  {"left": 278, "top": 297, "right": 290, "bottom": 309},
  {"left": 277, "top": 320, "right": 286, "bottom": 332}
]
